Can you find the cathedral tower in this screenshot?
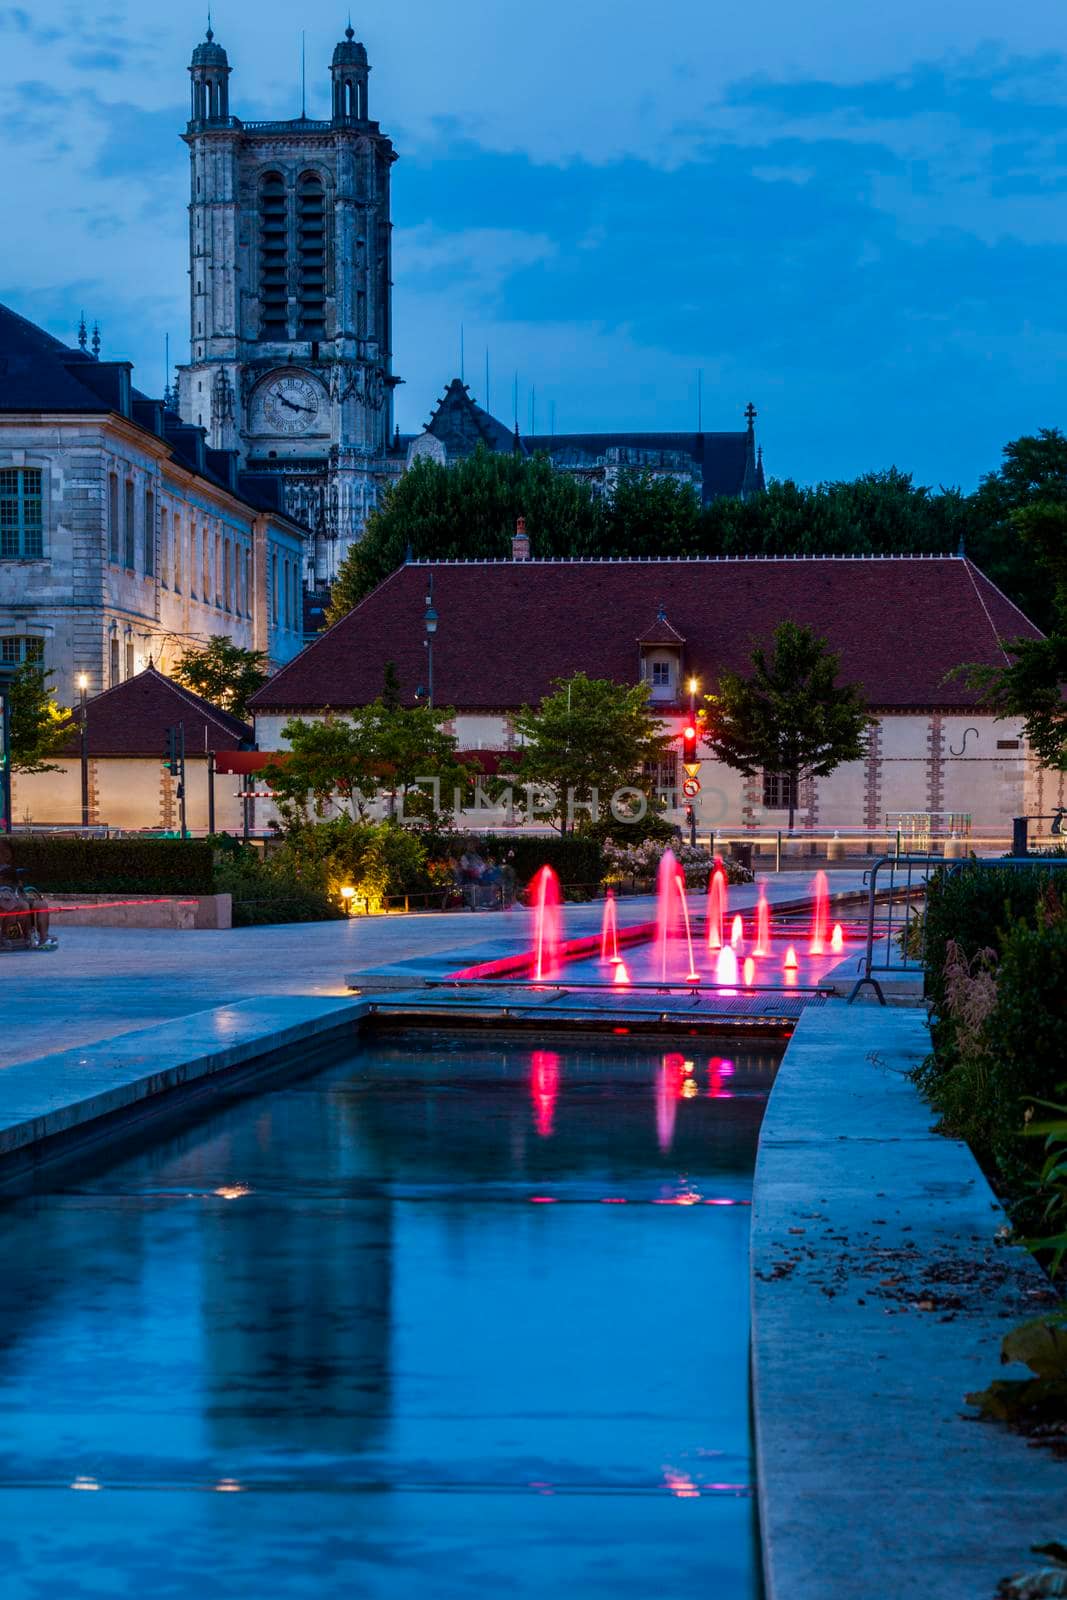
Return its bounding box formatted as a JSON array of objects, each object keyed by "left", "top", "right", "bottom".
[{"left": 177, "top": 25, "right": 398, "bottom": 583}]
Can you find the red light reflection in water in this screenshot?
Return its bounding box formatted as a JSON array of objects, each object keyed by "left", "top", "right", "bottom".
[
  {"left": 656, "top": 1052, "right": 687, "bottom": 1152},
  {"left": 530, "top": 1049, "right": 560, "bottom": 1138},
  {"left": 663, "top": 1468, "right": 701, "bottom": 1498}
]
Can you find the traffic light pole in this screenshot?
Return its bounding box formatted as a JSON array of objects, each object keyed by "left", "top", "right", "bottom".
[
  {"left": 178, "top": 722, "right": 188, "bottom": 841},
  {"left": 207, "top": 748, "right": 216, "bottom": 837}
]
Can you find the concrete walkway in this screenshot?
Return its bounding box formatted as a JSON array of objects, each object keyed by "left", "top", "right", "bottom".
[
  {"left": 752, "top": 1004, "right": 1065, "bottom": 1600},
  {"left": 1, "top": 872, "right": 868, "bottom": 1069}
]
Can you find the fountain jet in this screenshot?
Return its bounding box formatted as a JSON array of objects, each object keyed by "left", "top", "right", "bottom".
[
  {"left": 754, "top": 890, "right": 771, "bottom": 957},
  {"left": 809, "top": 870, "right": 830, "bottom": 955},
  {"left": 531, "top": 865, "right": 563, "bottom": 981},
  {"left": 600, "top": 889, "right": 620, "bottom": 963},
  {"left": 706, "top": 864, "right": 727, "bottom": 950}
]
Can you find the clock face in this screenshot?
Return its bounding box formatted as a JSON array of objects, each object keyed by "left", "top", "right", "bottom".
[{"left": 259, "top": 374, "right": 322, "bottom": 435}]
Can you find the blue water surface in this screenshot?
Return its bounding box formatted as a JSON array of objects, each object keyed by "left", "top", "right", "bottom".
[{"left": 0, "top": 1032, "right": 777, "bottom": 1598}]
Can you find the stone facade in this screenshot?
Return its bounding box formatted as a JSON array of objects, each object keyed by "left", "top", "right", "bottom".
[
  {"left": 0, "top": 413, "right": 306, "bottom": 705},
  {"left": 177, "top": 26, "right": 398, "bottom": 584}
]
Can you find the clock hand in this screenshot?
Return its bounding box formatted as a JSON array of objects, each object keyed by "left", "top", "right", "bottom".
[{"left": 278, "top": 396, "right": 302, "bottom": 411}]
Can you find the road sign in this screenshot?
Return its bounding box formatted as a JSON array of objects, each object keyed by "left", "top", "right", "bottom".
[
  {"left": 683, "top": 777, "right": 701, "bottom": 799},
  {"left": 683, "top": 762, "right": 701, "bottom": 780}
]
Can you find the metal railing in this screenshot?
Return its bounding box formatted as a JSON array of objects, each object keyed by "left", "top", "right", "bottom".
[{"left": 848, "top": 853, "right": 936, "bottom": 1005}]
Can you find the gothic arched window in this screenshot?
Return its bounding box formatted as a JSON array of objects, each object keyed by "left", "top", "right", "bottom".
[
  {"left": 259, "top": 172, "right": 288, "bottom": 338},
  {"left": 297, "top": 173, "right": 327, "bottom": 340}
]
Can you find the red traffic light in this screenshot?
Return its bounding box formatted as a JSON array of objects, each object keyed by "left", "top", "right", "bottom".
[
  {"left": 681, "top": 722, "right": 700, "bottom": 763},
  {"left": 683, "top": 724, "right": 697, "bottom": 741}
]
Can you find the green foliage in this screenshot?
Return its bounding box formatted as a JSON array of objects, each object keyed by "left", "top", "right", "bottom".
[
  {"left": 213, "top": 846, "right": 342, "bottom": 926},
  {"left": 966, "top": 1309, "right": 1067, "bottom": 1426},
  {"left": 8, "top": 663, "right": 71, "bottom": 774},
  {"left": 510, "top": 673, "right": 673, "bottom": 835},
  {"left": 9, "top": 836, "right": 215, "bottom": 893},
  {"left": 424, "top": 831, "right": 605, "bottom": 895},
  {"left": 1021, "top": 1095, "right": 1067, "bottom": 1276},
  {"left": 269, "top": 817, "right": 429, "bottom": 911},
  {"left": 966, "top": 498, "right": 1067, "bottom": 769},
  {"left": 326, "top": 448, "right": 605, "bottom": 618},
  {"left": 915, "top": 870, "right": 1067, "bottom": 1206},
  {"left": 172, "top": 636, "right": 268, "bottom": 720},
  {"left": 705, "top": 621, "right": 870, "bottom": 829},
  {"left": 263, "top": 703, "right": 471, "bottom": 826}
]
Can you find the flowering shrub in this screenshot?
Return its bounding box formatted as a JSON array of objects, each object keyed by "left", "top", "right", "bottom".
[{"left": 601, "top": 838, "right": 754, "bottom": 888}]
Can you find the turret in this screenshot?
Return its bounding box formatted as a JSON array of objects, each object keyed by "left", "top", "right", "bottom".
[
  {"left": 331, "top": 25, "right": 369, "bottom": 123},
  {"left": 189, "top": 27, "right": 231, "bottom": 127}
]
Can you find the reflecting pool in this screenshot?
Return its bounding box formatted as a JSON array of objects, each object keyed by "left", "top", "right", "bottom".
[{"left": 0, "top": 1033, "right": 778, "bottom": 1599}]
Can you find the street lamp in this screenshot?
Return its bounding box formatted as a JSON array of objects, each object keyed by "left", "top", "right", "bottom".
[
  {"left": 0, "top": 662, "right": 15, "bottom": 837},
  {"left": 423, "top": 578, "right": 439, "bottom": 709},
  {"left": 78, "top": 674, "right": 90, "bottom": 829},
  {"left": 340, "top": 884, "right": 356, "bottom": 917}
]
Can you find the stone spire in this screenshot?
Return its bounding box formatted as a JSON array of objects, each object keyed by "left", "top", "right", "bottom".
[
  {"left": 188, "top": 24, "right": 231, "bottom": 126},
  {"left": 331, "top": 22, "right": 369, "bottom": 122}
]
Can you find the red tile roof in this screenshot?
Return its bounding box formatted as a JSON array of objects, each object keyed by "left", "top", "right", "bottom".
[
  {"left": 249, "top": 556, "right": 1043, "bottom": 716},
  {"left": 68, "top": 665, "right": 252, "bottom": 758}
]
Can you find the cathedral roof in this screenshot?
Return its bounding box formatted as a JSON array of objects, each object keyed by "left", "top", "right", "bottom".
[
  {"left": 250, "top": 555, "right": 1043, "bottom": 716},
  {"left": 423, "top": 378, "right": 520, "bottom": 458}
]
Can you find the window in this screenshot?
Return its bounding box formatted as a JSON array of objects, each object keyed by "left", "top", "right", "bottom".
[
  {"left": 271, "top": 552, "right": 278, "bottom": 623},
  {"left": 1, "top": 636, "right": 44, "bottom": 666},
  {"left": 109, "top": 635, "right": 120, "bottom": 687},
  {"left": 223, "top": 537, "right": 231, "bottom": 611},
  {"left": 215, "top": 531, "right": 223, "bottom": 608},
  {"left": 124, "top": 479, "right": 135, "bottom": 568},
  {"left": 0, "top": 467, "right": 43, "bottom": 559},
  {"left": 762, "top": 771, "right": 796, "bottom": 811},
  {"left": 144, "top": 488, "right": 155, "bottom": 576},
  {"left": 174, "top": 513, "right": 182, "bottom": 593},
  {"left": 125, "top": 636, "right": 134, "bottom": 680},
  {"left": 108, "top": 473, "right": 119, "bottom": 562},
  {"left": 202, "top": 528, "right": 210, "bottom": 602},
  {"left": 259, "top": 172, "right": 288, "bottom": 337},
  {"left": 160, "top": 506, "right": 169, "bottom": 587},
  {"left": 644, "top": 758, "right": 676, "bottom": 802},
  {"left": 283, "top": 559, "right": 291, "bottom": 627},
  {"left": 651, "top": 661, "right": 671, "bottom": 688},
  {"left": 245, "top": 549, "right": 252, "bottom": 615},
  {"left": 297, "top": 173, "right": 326, "bottom": 338}
]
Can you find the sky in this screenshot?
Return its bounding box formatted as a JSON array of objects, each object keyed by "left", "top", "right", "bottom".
[{"left": 2, "top": 0, "right": 1067, "bottom": 490}]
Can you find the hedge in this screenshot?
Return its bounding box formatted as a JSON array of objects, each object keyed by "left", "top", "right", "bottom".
[
  {"left": 424, "top": 832, "right": 605, "bottom": 892},
  {"left": 9, "top": 837, "right": 217, "bottom": 895},
  {"left": 922, "top": 862, "right": 1066, "bottom": 1013}
]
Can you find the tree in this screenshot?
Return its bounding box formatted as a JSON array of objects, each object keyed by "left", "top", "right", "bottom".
[
  {"left": 263, "top": 714, "right": 384, "bottom": 825},
  {"left": 326, "top": 448, "right": 607, "bottom": 620},
  {"left": 705, "top": 622, "right": 871, "bottom": 830},
  {"left": 8, "top": 663, "right": 71, "bottom": 774},
  {"left": 173, "top": 637, "right": 268, "bottom": 719},
  {"left": 968, "top": 430, "right": 1067, "bottom": 635},
  {"left": 966, "top": 500, "right": 1067, "bottom": 769},
  {"left": 511, "top": 673, "right": 673, "bottom": 836},
  {"left": 262, "top": 702, "right": 472, "bottom": 827}
]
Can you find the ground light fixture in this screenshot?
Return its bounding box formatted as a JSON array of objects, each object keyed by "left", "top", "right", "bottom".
[
  {"left": 78, "top": 674, "right": 90, "bottom": 828},
  {"left": 340, "top": 885, "right": 356, "bottom": 916}
]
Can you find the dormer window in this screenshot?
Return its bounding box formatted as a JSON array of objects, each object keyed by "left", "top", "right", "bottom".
[{"left": 637, "top": 606, "right": 686, "bottom": 704}]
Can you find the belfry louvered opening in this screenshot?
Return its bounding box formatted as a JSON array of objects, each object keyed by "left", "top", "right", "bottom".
[
  {"left": 259, "top": 172, "right": 288, "bottom": 337},
  {"left": 297, "top": 173, "right": 327, "bottom": 339}
]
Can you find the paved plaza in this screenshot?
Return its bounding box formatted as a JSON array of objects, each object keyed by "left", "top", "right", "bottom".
[{"left": 1, "top": 873, "right": 870, "bottom": 1069}]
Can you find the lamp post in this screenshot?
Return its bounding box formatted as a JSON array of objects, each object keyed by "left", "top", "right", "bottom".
[
  {"left": 0, "top": 662, "right": 15, "bottom": 837},
  {"left": 687, "top": 675, "right": 699, "bottom": 847},
  {"left": 423, "top": 577, "right": 439, "bottom": 709},
  {"left": 78, "top": 674, "right": 90, "bottom": 829}
]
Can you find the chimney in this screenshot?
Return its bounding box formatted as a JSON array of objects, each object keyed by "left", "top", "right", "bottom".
[{"left": 512, "top": 516, "right": 531, "bottom": 561}]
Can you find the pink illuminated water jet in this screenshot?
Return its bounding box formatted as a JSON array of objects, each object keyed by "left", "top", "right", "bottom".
[
  {"left": 831, "top": 922, "right": 844, "bottom": 953},
  {"left": 754, "top": 890, "right": 771, "bottom": 956},
  {"left": 743, "top": 956, "right": 755, "bottom": 986},
  {"left": 706, "top": 865, "right": 728, "bottom": 950},
  {"left": 675, "top": 872, "right": 700, "bottom": 981},
  {"left": 614, "top": 960, "right": 631, "bottom": 986},
  {"left": 784, "top": 945, "right": 798, "bottom": 971},
  {"left": 730, "top": 913, "right": 744, "bottom": 950},
  {"left": 530, "top": 865, "right": 563, "bottom": 981},
  {"left": 655, "top": 850, "right": 698, "bottom": 982},
  {"left": 809, "top": 870, "right": 830, "bottom": 955},
  {"left": 715, "top": 945, "right": 738, "bottom": 986},
  {"left": 600, "top": 889, "right": 620, "bottom": 964}
]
